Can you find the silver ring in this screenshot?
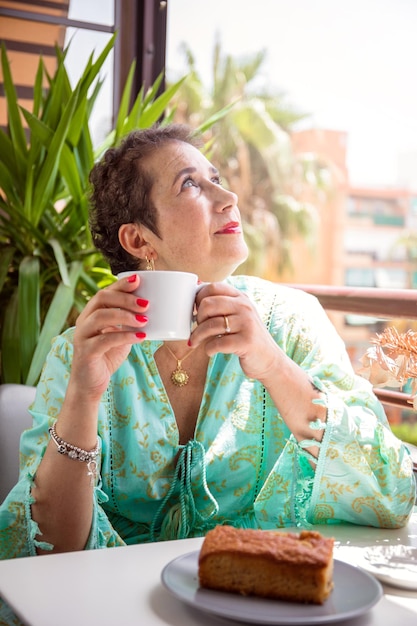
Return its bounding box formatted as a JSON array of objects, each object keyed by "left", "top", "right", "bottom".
[{"left": 223, "top": 315, "right": 231, "bottom": 334}]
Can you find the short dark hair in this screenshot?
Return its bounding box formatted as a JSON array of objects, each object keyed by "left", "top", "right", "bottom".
[{"left": 89, "top": 123, "right": 202, "bottom": 275}]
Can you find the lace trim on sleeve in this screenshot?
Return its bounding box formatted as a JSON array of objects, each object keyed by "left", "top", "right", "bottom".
[
  {"left": 290, "top": 382, "right": 329, "bottom": 525},
  {"left": 288, "top": 441, "right": 315, "bottom": 528},
  {"left": 26, "top": 473, "right": 54, "bottom": 553}
]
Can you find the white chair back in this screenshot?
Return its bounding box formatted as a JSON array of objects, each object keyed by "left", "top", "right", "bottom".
[{"left": 0, "top": 384, "right": 36, "bottom": 504}]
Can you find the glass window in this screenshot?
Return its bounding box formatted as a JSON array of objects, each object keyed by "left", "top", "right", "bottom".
[
  {"left": 345, "top": 268, "right": 375, "bottom": 287},
  {"left": 68, "top": 0, "right": 114, "bottom": 26},
  {"left": 64, "top": 0, "right": 115, "bottom": 146},
  {"left": 375, "top": 268, "right": 407, "bottom": 289}
]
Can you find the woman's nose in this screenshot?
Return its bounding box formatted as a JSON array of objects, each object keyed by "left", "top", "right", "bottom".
[{"left": 213, "top": 186, "right": 238, "bottom": 212}]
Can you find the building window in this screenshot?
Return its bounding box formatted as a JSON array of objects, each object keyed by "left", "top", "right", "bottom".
[{"left": 345, "top": 268, "right": 375, "bottom": 287}]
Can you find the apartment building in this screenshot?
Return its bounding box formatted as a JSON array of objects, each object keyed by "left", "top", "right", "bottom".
[
  {"left": 290, "top": 128, "right": 417, "bottom": 422},
  {"left": 290, "top": 127, "right": 417, "bottom": 318}
]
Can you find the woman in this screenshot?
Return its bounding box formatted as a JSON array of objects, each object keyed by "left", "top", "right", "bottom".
[{"left": 0, "top": 124, "right": 415, "bottom": 560}]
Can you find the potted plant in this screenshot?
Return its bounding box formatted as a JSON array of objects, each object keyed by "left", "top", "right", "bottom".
[{"left": 0, "top": 35, "right": 185, "bottom": 386}]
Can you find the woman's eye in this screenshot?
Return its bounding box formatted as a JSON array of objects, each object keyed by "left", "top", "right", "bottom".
[
  {"left": 182, "top": 177, "right": 197, "bottom": 189},
  {"left": 181, "top": 175, "right": 222, "bottom": 189}
]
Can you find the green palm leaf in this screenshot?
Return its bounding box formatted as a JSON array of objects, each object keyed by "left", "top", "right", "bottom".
[
  {"left": 32, "top": 55, "right": 45, "bottom": 118},
  {"left": 196, "top": 100, "right": 240, "bottom": 135},
  {"left": 18, "top": 256, "right": 40, "bottom": 383},
  {"left": 1, "top": 290, "right": 21, "bottom": 383},
  {"left": 26, "top": 261, "right": 83, "bottom": 386},
  {"left": 31, "top": 86, "right": 80, "bottom": 224},
  {"left": 48, "top": 239, "right": 71, "bottom": 286},
  {"left": 0, "top": 43, "right": 27, "bottom": 163},
  {"left": 115, "top": 60, "right": 137, "bottom": 138},
  {"left": 138, "top": 77, "right": 187, "bottom": 128}
]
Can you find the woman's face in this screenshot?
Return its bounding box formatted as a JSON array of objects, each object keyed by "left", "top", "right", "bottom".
[{"left": 140, "top": 140, "right": 248, "bottom": 282}]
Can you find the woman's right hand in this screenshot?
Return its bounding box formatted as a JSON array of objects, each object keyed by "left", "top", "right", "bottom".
[
  {"left": 69, "top": 274, "right": 148, "bottom": 401},
  {"left": 31, "top": 277, "right": 148, "bottom": 553}
]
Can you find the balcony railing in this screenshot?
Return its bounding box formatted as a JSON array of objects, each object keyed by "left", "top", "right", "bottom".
[
  {"left": 287, "top": 284, "right": 417, "bottom": 323},
  {"left": 287, "top": 284, "right": 417, "bottom": 471},
  {"left": 287, "top": 284, "right": 417, "bottom": 407}
]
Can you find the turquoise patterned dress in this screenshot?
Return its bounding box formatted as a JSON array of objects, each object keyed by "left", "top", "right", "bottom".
[{"left": 1, "top": 276, "right": 415, "bottom": 561}]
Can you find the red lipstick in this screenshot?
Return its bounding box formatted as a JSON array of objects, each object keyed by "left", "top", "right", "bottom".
[{"left": 215, "top": 221, "right": 241, "bottom": 234}]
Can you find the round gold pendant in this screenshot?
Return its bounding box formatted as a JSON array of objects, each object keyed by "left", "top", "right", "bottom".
[{"left": 171, "top": 367, "right": 189, "bottom": 387}]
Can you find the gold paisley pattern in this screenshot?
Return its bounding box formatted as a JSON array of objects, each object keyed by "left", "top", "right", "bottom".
[
  {"left": 111, "top": 440, "right": 126, "bottom": 471},
  {"left": 256, "top": 472, "right": 291, "bottom": 502},
  {"left": 112, "top": 404, "right": 132, "bottom": 429},
  {"left": 312, "top": 504, "right": 335, "bottom": 522},
  {"left": 342, "top": 441, "right": 374, "bottom": 474},
  {"left": 234, "top": 482, "right": 253, "bottom": 498},
  {"left": 352, "top": 494, "right": 399, "bottom": 527},
  {"left": 326, "top": 446, "right": 340, "bottom": 461},
  {"left": 0, "top": 275, "right": 415, "bottom": 570},
  {"left": 230, "top": 401, "right": 261, "bottom": 432},
  {"left": 0, "top": 501, "right": 27, "bottom": 559},
  {"left": 229, "top": 446, "right": 260, "bottom": 471},
  {"left": 320, "top": 476, "right": 361, "bottom": 501}
]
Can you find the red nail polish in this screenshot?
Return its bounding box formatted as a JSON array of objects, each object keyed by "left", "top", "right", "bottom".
[
  {"left": 135, "top": 314, "right": 148, "bottom": 323},
  {"left": 135, "top": 331, "right": 146, "bottom": 339},
  {"left": 127, "top": 274, "right": 137, "bottom": 283},
  {"left": 136, "top": 298, "right": 149, "bottom": 307}
]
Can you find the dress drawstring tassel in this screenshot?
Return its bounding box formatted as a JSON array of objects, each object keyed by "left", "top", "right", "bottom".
[{"left": 150, "top": 439, "right": 219, "bottom": 541}]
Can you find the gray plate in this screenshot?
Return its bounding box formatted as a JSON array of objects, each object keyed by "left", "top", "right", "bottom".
[{"left": 161, "top": 550, "right": 383, "bottom": 625}]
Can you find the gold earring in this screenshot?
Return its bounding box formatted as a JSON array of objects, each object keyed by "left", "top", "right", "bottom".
[{"left": 145, "top": 256, "right": 155, "bottom": 271}]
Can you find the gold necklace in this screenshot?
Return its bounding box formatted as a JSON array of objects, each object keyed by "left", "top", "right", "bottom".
[{"left": 164, "top": 344, "right": 194, "bottom": 387}]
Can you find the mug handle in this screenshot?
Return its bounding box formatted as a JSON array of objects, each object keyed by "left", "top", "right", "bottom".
[{"left": 192, "top": 282, "right": 209, "bottom": 323}]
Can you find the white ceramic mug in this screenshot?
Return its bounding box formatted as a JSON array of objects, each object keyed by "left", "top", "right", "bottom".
[{"left": 117, "top": 270, "right": 201, "bottom": 340}]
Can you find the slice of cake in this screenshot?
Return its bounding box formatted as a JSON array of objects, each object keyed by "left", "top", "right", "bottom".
[{"left": 198, "top": 525, "right": 334, "bottom": 604}]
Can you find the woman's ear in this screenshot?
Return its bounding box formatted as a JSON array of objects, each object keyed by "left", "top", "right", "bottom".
[{"left": 118, "top": 223, "right": 155, "bottom": 262}]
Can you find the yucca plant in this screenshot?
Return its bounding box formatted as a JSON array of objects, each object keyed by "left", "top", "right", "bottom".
[{"left": 0, "top": 35, "right": 186, "bottom": 386}]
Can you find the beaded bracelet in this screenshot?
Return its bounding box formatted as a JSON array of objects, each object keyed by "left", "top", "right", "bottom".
[{"left": 49, "top": 422, "right": 100, "bottom": 485}]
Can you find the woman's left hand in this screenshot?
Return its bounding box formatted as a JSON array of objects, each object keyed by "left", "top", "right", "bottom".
[{"left": 191, "top": 282, "right": 281, "bottom": 382}]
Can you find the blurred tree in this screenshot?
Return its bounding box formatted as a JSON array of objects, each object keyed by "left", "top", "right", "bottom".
[{"left": 168, "top": 38, "right": 331, "bottom": 279}]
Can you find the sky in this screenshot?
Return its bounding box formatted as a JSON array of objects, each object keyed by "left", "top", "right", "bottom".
[
  {"left": 166, "top": 0, "right": 417, "bottom": 188},
  {"left": 64, "top": 0, "right": 417, "bottom": 189}
]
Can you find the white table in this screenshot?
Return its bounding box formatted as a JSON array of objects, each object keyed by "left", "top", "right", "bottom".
[{"left": 1, "top": 510, "right": 416, "bottom": 626}]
